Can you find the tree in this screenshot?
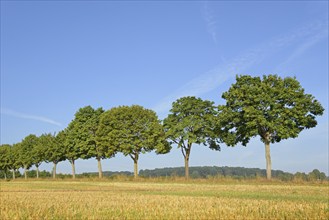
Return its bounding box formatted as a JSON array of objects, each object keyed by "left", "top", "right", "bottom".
[
  {"left": 0, "top": 144, "right": 12, "bottom": 180},
  {"left": 9, "top": 144, "right": 20, "bottom": 180},
  {"left": 163, "top": 96, "right": 221, "bottom": 179},
  {"left": 68, "top": 106, "right": 105, "bottom": 178},
  {"left": 40, "top": 133, "right": 66, "bottom": 179},
  {"left": 98, "top": 105, "right": 170, "bottom": 178},
  {"left": 219, "top": 75, "right": 324, "bottom": 180},
  {"left": 18, "top": 134, "right": 38, "bottom": 179},
  {"left": 31, "top": 135, "right": 45, "bottom": 178},
  {"left": 61, "top": 127, "right": 81, "bottom": 179},
  {"left": 18, "top": 134, "right": 39, "bottom": 179},
  {"left": 308, "top": 169, "right": 326, "bottom": 181}
]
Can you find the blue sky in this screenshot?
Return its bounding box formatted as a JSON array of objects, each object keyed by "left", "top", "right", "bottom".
[{"left": 1, "top": 1, "right": 328, "bottom": 175}]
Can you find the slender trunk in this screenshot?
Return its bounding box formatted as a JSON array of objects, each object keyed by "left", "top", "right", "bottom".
[
  {"left": 133, "top": 153, "right": 139, "bottom": 179},
  {"left": 71, "top": 160, "right": 76, "bottom": 179},
  {"left": 97, "top": 158, "right": 103, "bottom": 178},
  {"left": 184, "top": 156, "right": 189, "bottom": 180},
  {"left": 184, "top": 144, "right": 191, "bottom": 180},
  {"left": 24, "top": 165, "right": 27, "bottom": 180},
  {"left": 134, "top": 160, "right": 138, "bottom": 179},
  {"left": 12, "top": 169, "right": 15, "bottom": 180},
  {"left": 53, "top": 162, "right": 57, "bottom": 179},
  {"left": 4, "top": 172, "right": 7, "bottom": 180},
  {"left": 265, "top": 142, "right": 272, "bottom": 180},
  {"left": 36, "top": 165, "right": 39, "bottom": 179}
]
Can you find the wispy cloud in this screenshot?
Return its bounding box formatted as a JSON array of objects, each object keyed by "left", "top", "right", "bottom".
[
  {"left": 203, "top": 2, "right": 218, "bottom": 45},
  {"left": 275, "top": 21, "right": 328, "bottom": 73},
  {"left": 152, "top": 19, "right": 328, "bottom": 116},
  {"left": 152, "top": 49, "right": 262, "bottom": 115},
  {"left": 1, "top": 108, "right": 62, "bottom": 126}
]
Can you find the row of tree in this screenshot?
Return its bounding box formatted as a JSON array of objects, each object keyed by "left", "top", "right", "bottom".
[{"left": 0, "top": 75, "right": 324, "bottom": 180}]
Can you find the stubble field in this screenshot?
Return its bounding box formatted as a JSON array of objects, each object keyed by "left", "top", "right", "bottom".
[{"left": 0, "top": 179, "right": 328, "bottom": 219}]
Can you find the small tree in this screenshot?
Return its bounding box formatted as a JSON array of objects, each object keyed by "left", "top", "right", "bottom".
[
  {"left": 219, "top": 75, "right": 324, "bottom": 179},
  {"left": 40, "top": 133, "right": 66, "bottom": 179},
  {"left": 10, "top": 144, "right": 21, "bottom": 179},
  {"left": 31, "top": 135, "right": 45, "bottom": 178},
  {"left": 61, "top": 127, "right": 81, "bottom": 179},
  {"left": 18, "top": 134, "right": 39, "bottom": 179},
  {"left": 163, "top": 96, "right": 221, "bottom": 179},
  {"left": 0, "top": 144, "right": 12, "bottom": 180},
  {"left": 98, "top": 105, "right": 170, "bottom": 178},
  {"left": 308, "top": 169, "right": 326, "bottom": 181}
]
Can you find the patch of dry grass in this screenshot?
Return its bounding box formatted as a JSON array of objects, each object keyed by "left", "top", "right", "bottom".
[{"left": 1, "top": 180, "right": 328, "bottom": 219}]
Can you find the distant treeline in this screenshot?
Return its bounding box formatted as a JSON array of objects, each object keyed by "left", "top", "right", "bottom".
[
  {"left": 2, "top": 166, "right": 326, "bottom": 182},
  {"left": 139, "top": 166, "right": 327, "bottom": 181}
]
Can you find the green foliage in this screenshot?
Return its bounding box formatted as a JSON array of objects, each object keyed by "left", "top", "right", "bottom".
[
  {"left": 139, "top": 166, "right": 296, "bottom": 181},
  {"left": 1, "top": 76, "right": 324, "bottom": 180},
  {"left": 61, "top": 123, "right": 82, "bottom": 165},
  {"left": 164, "top": 96, "right": 221, "bottom": 151},
  {"left": 10, "top": 144, "right": 21, "bottom": 171},
  {"left": 23, "top": 169, "right": 52, "bottom": 178},
  {"left": 98, "top": 105, "right": 169, "bottom": 157},
  {"left": 0, "top": 144, "right": 12, "bottom": 173},
  {"left": 219, "top": 75, "right": 324, "bottom": 179},
  {"left": 40, "top": 133, "right": 66, "bottom": 164},
  {"left": 79, "top": 171, "right": 134, "bottom": 178},
  {"left": 0, "top": 170, "right": 21, "bottom": 179},
  {"left": 308, "top": 169, "right": 327, "bottom": 181},
  {"left": 219, "top": 74, "right": 324, "bottom": 146},
  {"left": 67, "top": 106, "right": 105, "bottom": 160},
  {"left": 31, "top": 136, "right": 45, "bottom": 169},
  {"left": 18, "top": 134, "right": 39, "bottom": 169},
  {"left": 98, "top": 105, "right": 170, "bottom": 177},
  {"left": 163, "top": 96, "right": 221, "bottom": 179}
]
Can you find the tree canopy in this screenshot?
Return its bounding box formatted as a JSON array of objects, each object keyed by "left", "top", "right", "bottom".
[
  {"left": 98, "top": 105, "right": 170, "bottom": 178},
  {"left": 219, "top": 74, "right": 324, "bottom": 179},
  {"left": 67, "top": 106, "right": 105, "bottom": 178},
  {"left": 18, "top": 134, "right": 39, "bottom": 179},
  {"left": 163, "top": 96, "right": 221, "bottom": 179},
  {"left": 40, "top": 133, "right": 65, "bottom": 179},
  {"left": 0, "top": 144, "right": 12, "bottom": 179}
]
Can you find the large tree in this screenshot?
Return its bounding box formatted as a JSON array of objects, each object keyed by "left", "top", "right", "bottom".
[
  {"left": 219, "top": 75, "right": 324, "bottom": 179},
  {"left": 68, "top": 106, "right": 105, "bottom": 178},
  {"left": 98, "top": 105, "right": 170, "bottom": 178},
  {"left": 163, "top": 96, "right": 221, "bottom": 179}
]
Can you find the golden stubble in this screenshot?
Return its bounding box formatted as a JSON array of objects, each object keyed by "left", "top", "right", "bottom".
[{"left": 1, "top": 180, "right": 328, "bottom": 219}]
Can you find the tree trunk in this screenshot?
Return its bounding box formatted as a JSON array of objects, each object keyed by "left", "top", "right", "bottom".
[
  {"left": 53, "top": 162, "right": 57, "bottom": 179},
  {"left": 134, "top": 159, "right": 138, "bottom": 179},
  {"left": 265, "top": 142, "right": 272, "bottom": 180},
  {"left": 184, "top": 144, "right": 191, "bottom": 180},
  {"left": 12, "top": 169, "right": 15, "bottom": 180},
  {"left": 97, "top": 158, "right": 103, "bottom": 178},
  {"left": 36, "top": 165, "right": 39, "bottom": 179},
  {"left": 184, "top": 156, "right": 189, "bottom": 180},
  {"left": 71, "top": 160, "right": 76, "bottom": 179},
  {"left": 24, "top": 165, "right": 27, "bottom": 180},
  {"left": 4, "top": 172, "right": 7, "bottom": 180}
]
